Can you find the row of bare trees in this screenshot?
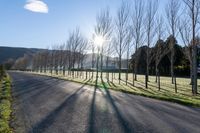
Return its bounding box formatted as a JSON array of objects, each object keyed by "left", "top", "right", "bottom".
[
  {"left": 13, "top": 0, "right": 199, "bottom": 95},
  {"left": 31, "top": 28, "right": 88, "bottom": 78}
]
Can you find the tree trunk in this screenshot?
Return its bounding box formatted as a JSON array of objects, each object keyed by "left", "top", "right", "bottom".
[
  {"left": 50, "top": 66, "right": 52, "bottom": 75},
  {"left": 155, "top": 65, "right": 158, "bottom": 83},
  {"left": 145, "top": 73, "right": 148, "bottom": 88},
  {"left": 63, "top": 66, "right": 65, "bottom": 76},
  {"left": 132, "top": 71, "right": 135, "bottom": 86},
  {"left": 107, "top": 72, "right": 109, "bottom": 82},
  {"left": 126, "top": 59, "right": 128, "bottom": 85},
  {"left": 106, "top": 57, "right": 109, "bottom": 81},
  {"left": 134, "top": 62, "right": 137, "bottom": 81},
  {"left": 119, "top": 56, "right": 121, "bottom": 84},
  {"left": 112, "top": 72, "right": 113, "bottom": 82},
  {"left": 158, "top": 71, "right": 160, "bottom": 91},
  {"left": 171, "top": 39, "right": 174, "bottom": 84},
  {"left": 86, "top": 70, "right": 88, "bottom": 79},
  {"left": 174, "top": 76, "right": 177, "bottom": 93},
  {"left": 100, "top": 51, "right": 103, "bottom": 80},
  {"left": 92, "top": 71, "right": 94, "bottom": 80},
  {"left": 190, "top": 63, "right": 193, "bottom": 85},
  {"left": 192, "top": 44, "right": 197, "bottom": 94},
  {"left": 126, "top": 72, "right": 128, "bottom": 85},
  {"left": 126, "top": 44, "right": 129, "bottom": 85},
  {"left": 192, "top": 0, "right": 198, "bottom": 95},
  {"left": 96, "top": 49, "right": 100, "bottom": 86},
  {"left": 44, "top": 66, "right": 47, "bottom": 73},
  {"left": 146, "top": 47, "right": 149, "bottom": 88}
]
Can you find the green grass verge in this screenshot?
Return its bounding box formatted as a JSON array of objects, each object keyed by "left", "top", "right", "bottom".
[
  {"left": 0, "top": 75, "right": 12, "bottom": 133},
  {"left": 29, "top": 72, "right": 200, "bottom": 107}
]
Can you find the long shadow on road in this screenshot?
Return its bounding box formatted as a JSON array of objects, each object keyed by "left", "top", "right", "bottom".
[
  {"left": 28, "top": 83, "right": 88, "bottom": 133},
  {"left": 88, "top": 85, "right": 97, "bottom": 133},
  {"left": 88, "top": 79, "right": 134, "bottom": 133},
  {"left": 10, "top": 73, "right": 62, "bottom": 97},
  {"left": 102, "top": 79, "right": 134, "bottom": 133},
  {"left": 14, "top": 79, "right": 64, "bottom": 97}
]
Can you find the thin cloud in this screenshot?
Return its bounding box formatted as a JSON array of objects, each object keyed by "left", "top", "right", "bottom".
[{"left": 24, "top": 0, "right": 48, "bottom": 13}]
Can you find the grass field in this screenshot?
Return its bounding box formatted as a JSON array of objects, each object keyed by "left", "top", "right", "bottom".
[
  {"left": 0, "top": 75, "right": 12, "bottom": 133},
  {"left": 26, "top": 70, "right": 200, "bottom": 107}
]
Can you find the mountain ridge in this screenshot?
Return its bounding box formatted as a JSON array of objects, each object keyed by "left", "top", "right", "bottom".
[{"left": 0, "top": 46, "right": 43, "bottom": 64}]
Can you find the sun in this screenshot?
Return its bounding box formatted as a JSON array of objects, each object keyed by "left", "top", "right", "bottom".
[{"left": 94, "top": 35, "right": 105, "bottom": 47}]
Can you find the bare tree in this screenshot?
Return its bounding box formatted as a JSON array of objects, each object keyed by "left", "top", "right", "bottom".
[
  {"left": 68, "top": 28, "right": 82, "bottom": 78},
  {"left": 105, "top": 40, "right": 115, "bottom": 82},
  {"left": 155, "top": 16, "right": 168, "bottom": 83},
  {"left": 77, "top": 37, "right": 88, "bottom": 78},
  {"left": 57, "top": 44, "right": 66, "bottom": 75},
  {"left": 66, "top": 37, "right": 72, "bottom": 77},
  {"left": 32, "top": 53, "right": 39, "bottom": 72},
  {"left": 179, "top": 16, "right": 193, "bottom": 84},
  {"left": 131, "top": 0, "right": 145, "bottom": 85},
  {"left": 90, "top": 35, "right": 96, "bottom": 80},
  {"left": 48, "top": 45, "right": 56, "bottom": 75},
  {"left": 53, "top": 45, "right": 60, "bottom": 75},
  {"left": 145, "top": 0, "right": 158, "bottom": 88},
  {"left": 165, "top": 0, "right": 181, "bottom": 84},
  {"left": 38, "top": 52, "right": 44, "bottom": 73},
  {"left": 114, "top": 2, "right": 130, "bottom": 84},
  {"left": 182, "top": 0, "right": 200, "bottom": 94},
  {"left": 125, "top": 27, "right": 133, "bottom": 85},
  {"left": 94, "top": 8, "right": 112, "bottom": 81},
  {"left": 14, "top": 54, "right": 30, "bottom": 70},
  {"left": 40, "top": 50, "right": 49, "bottom": 73},
  {"left": 4, "top": 58, "right": 15, "bottom": 70}
]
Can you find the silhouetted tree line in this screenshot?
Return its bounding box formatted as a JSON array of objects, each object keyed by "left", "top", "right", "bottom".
[{"left": 131, "top": 35, "right": 190, "bottom": 77}]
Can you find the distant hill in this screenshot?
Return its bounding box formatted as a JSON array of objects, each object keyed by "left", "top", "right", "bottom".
[
  {"left": 0, "top": 46, "right": 42, "bottom": 64},
  {"left": 0, "top": 46, "right": 129, "bottom": 69}
]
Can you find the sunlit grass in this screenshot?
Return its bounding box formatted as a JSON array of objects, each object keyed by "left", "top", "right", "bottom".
[
  {"left": 0, "top": 75, "right": 12, "bottom": 133},
  {"left": 27, "top": 70, "right": 200, "bottom": 107}
]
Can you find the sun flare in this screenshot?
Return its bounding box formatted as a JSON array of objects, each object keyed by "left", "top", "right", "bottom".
[{"left": 94, "top": 35, "right": 105, "bottom": 46}]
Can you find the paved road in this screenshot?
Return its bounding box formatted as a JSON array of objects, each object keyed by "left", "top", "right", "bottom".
[{"left": 9, "top": 72, "right": 200, "bottom": 133}]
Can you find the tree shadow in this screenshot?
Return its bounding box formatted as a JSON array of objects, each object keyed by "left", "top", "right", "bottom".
[
  {"left": 28, "top": 83, "right": 87, "bottom": 133},
  {"left": 107, "top": 80, "right": 113, "bottom": 87},
  {"left": 88, "top": 86, "right": 97, "bottom": 133},
  {"left": 11, "top": 72, "right": 56, "bottom": 88},
  {"left": 109, "top": 81, "right": 117, "bottom": 87},
  {"left": 16, "top": 81, "right": 69, "bottom": 106},
  {"left": 88, "top": 78, "right": 134, "bottom": 133},
  {"left": 136, "top": 98, "right": 200, "bottom": 128},
  {"left": 14, "top": 78, "right": 63, "bottom": 98},
  {"left": 101, "top": 79, "right": 134, "bottom": 132},
  {"left": 120, "top": 79, "right": 138, "bottom": 91}
]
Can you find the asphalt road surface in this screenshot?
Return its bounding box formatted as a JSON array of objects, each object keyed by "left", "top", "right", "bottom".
[{"left": 9, "top": 72, "right": 200, "bottom": 133}]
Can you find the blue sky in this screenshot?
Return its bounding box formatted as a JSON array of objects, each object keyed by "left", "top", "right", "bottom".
[{"left": 0, "top": 0, "right": 168, "bottom": 48}]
